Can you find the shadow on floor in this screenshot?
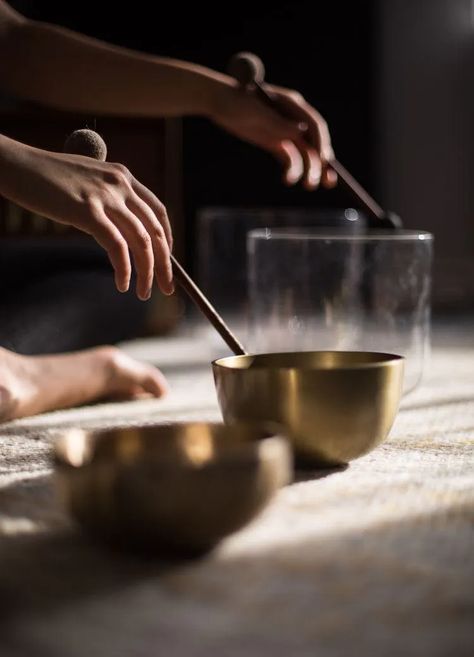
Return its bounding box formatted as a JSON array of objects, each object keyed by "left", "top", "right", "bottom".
[
  {"left": 293, "top": 463, "right": 348, "bottom": 483},
  {"left": 0, "top": 457, "right": 349, "bottom": 625}
]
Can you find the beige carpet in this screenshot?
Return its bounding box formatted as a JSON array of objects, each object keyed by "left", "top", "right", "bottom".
[{"left": 0, "top": 322, "right": 473, "bottom": 657}]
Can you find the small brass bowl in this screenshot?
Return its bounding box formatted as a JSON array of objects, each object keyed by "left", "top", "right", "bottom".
[
  {"left": 213, "top": 351, "right": 404, "bottom": 466},
  {"left": 54, "top": 422, "right": 291, "bottom": 555}
]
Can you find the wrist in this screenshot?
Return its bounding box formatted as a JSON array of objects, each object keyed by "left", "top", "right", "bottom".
[
  {"left": 198, "top": 71, "right": 239, "bottom": 121},
  {"left": 0, "top": 135, "right": 43, "bottom": 204}
]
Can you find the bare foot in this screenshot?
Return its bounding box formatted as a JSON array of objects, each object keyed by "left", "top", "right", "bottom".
[{"left": 0, "top": 346, "right": 168, "bottom": 421}]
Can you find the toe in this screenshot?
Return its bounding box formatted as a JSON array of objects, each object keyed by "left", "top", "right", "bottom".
[
  {"left": 101, "top": 347, "right": 169, "bottom": 399},
  {"left": 138, "top": 367, "right": 169, "bottom": 397}
]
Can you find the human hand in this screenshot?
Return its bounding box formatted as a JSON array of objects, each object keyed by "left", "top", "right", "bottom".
[
  {"left": 0, "top": 136, "right": 173, "bottom": 300},
  {"left": 210, "top": 81, "right": 337, "bottom": 191}
]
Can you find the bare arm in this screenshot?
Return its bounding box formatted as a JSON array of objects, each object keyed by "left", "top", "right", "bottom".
[
  {"left": 0, "top": 1, "right": 335, "bottom": 188},
  {"left": 0, "top": 1, "right": 230, "bottom": 117}
]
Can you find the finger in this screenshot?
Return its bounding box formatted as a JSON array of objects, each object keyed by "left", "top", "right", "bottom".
[
  {"left": 126, "top": 193, "right": 174, "bottom": 296},
  {"left": 302, "top": 107, "right": 334, "bottom": 164},
  {"left": 322, "top": 163, "right": 338, "bottom": 189},
  {"left": 293, "top": 140, "right": 322, "bottom": 190},
  {"left": 131, "top": 178, "right": 173, "bottom": 251},
  {"left": 303, "top": 148, "right": 322, "bottom": 190},
  {"left": 274, "top": 93, "right": 334, "bottom": 163},
  {"left": 271, "top": 140, "right": 304, "bottom": 185},
  {"left": 88, "top": 207, "right": 131, "bottom": 292},
  {"left": 107, "top": 204, "right": 155, "bottom": 301}
]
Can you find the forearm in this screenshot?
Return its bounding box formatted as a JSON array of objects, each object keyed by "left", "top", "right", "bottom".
[
  {"left": 0, "top": 134, "right": 30, "bottom": 204},
  {"left": 0, "top": 17, "right": 234, "bottom": 118}
]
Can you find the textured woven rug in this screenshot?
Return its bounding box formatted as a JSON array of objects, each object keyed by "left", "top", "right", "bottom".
[{"left": 0, "top": 322, "right": 473, "bottom": 657}]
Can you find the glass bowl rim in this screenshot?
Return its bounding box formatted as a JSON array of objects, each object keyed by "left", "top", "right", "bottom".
[{"left": 247, "top": 228, "right": 433, "bottom": 241}]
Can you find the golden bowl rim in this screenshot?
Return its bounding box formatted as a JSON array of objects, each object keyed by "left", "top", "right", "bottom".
[
  {"left": 53, "top": 421, "right": 289, "bottom": 470},
  {"left": 212, "top": 350, "right": 405, "bottom": 371}
]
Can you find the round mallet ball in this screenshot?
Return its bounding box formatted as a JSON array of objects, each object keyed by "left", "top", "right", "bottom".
[
  {"left": 228, "top": 52, "right": 266, "bottom": 87},
  {"left": 64, "top": 129, "right": 107, "bottom": 161}
]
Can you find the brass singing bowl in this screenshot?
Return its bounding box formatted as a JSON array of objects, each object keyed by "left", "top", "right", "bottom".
[
  {"left": 213, "top": 351, "right": 404, "bottom": 466},
  {"left": 54, "top": 422, "right": 291, "bottom": 555}
]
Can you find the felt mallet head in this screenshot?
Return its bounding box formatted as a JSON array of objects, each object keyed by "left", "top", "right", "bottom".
[
  {"left": 228, "top": 52, "right": 265, "bottom": 87},
  {"left": 64, "top": 128, "right": 107, "bottom": 161}
]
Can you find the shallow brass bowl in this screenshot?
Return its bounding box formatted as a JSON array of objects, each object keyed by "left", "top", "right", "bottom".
[
  {"left": 213, "top": 351, "right": 404, "bottom": 466},
  {"left": 54, "top": 422, "right": 291, "bottom": 555}
]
